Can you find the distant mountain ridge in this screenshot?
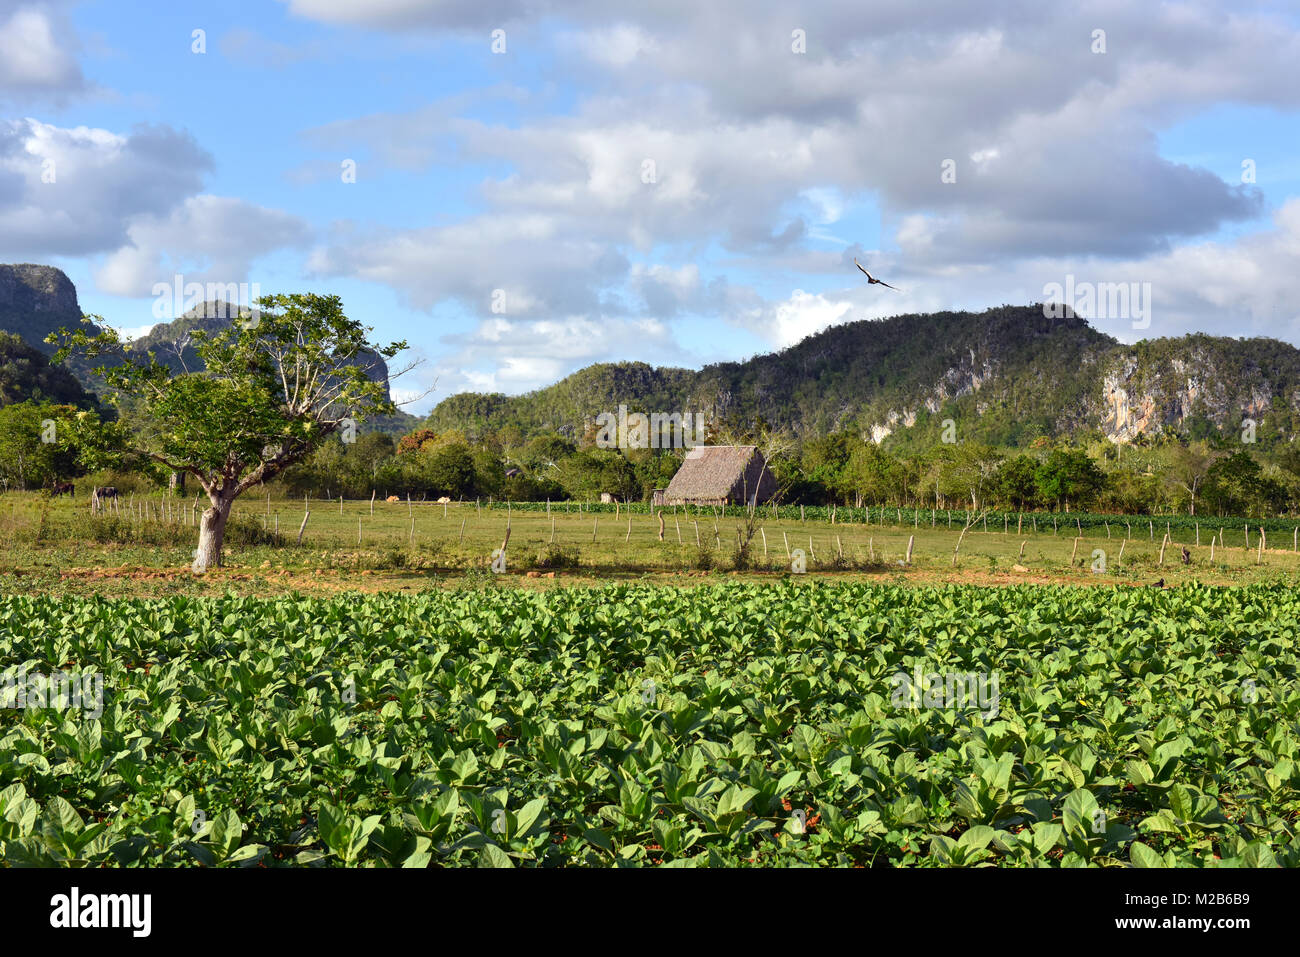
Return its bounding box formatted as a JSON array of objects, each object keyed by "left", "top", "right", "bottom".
[
  {"left": 0, "top": 332, "right": 99, "bottom": 410},
  {"left": 0, "top": 267, "right": 401, "bottom": 420},
  {"left": 426, "top": 305, "right": 1300, "bottom": 447},
  {"left": 7, "top": 265, "right": 1299, "bottom": 447}
]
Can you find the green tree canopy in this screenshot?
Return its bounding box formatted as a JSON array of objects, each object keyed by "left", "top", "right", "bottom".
[{"left": 50, "top": 293, "right": 407, "bottom": 571}]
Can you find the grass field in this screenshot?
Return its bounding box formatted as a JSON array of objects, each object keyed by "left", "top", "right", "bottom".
[{"left": 3, "top": 491, "right": 1300, "bottom": 597}]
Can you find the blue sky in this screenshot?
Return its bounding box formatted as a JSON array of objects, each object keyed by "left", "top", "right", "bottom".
[{"left": 3, "top": 0, "right": 1299, "bottom": 414}]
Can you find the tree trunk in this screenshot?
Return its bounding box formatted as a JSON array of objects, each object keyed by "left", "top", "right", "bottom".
[{"left": 193, "top": 493, "right": 233, "bottom": 572}]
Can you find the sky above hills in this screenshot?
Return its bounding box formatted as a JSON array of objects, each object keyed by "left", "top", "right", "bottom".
[{"left": 2, "top": 0, "right": 1298, "bottom": 413}]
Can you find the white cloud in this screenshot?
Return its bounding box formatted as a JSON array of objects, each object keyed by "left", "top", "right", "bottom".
[
  {"left": 0, "top": 119, "right": 212, "bottom": 258},
  {"left": 108, "top": 322, "right": 157, "bottom": 341},
  {"left": 0, "top": 3, "right": 83, "bottom": 96},
  {"left": 429, "top": 314, "right": 678, "bottom": 394},
  {"left": 563, "top": 23, "right": 659, "bottom": 68},
  {"left": 0, "top": 119, "right": 308, "bottom": 302},
  {"left": 762, "top": 289, "right": 855, "bottom": 347},
  {"left": 127, "top": 1, "right": 1300, "bottom": 390},
  {"left": 307, "top": 212, "right": 624, "bottom": 316},
  {"left": 93, "top": 195, "right": 310, "bottom": 298}
]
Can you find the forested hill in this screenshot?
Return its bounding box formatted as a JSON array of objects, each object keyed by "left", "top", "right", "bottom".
[
  {"left": 424, "top": 304, "right": 1300, "bottom": 448},
  {"left": 0, "top": 332, "right": 99, "bottom": 410}
]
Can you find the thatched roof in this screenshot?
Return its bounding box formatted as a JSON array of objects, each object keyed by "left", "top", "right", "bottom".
[{"left": 662, "top": 445, "right": 775, "bottom": 505}]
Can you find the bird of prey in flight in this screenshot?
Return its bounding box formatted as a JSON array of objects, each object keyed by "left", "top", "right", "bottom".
[{"left": 854, "top": 258, "right": 901, "bottom": 291}]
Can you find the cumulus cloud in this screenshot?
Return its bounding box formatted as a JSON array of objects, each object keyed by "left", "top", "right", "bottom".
[
  {"left": 93, "top": 195, "right": 311, "bottom": 298},
  {"left": 0, "top": 118, "right": 308, "bottom": 306},
  {"left": 0, "top": 2, "right": 84, "bottom": 98},
  {"left": 307, "top": 212, "right": 626, "bottom": 317},
  {"left": 430, "top": 314, "right": 680, "bottom": 395},
  {"left": 0, "top": 119, "right": 211, "bottom": 258},
  {"left": 283, "top": 0, "right": 1300, "bottom": 389}
]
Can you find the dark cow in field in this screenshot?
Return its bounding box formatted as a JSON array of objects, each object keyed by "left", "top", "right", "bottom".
[
  {"left": 51, "top": 482, "right": 75, "bottom": 498},
  {"left": 91, "top": 486, "right": 118, "bottom": 511}
]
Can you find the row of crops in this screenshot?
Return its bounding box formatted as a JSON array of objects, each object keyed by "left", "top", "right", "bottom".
[
  {"left": 1, "top": 582, "right": 1297, "bottom": 866},
  {"left": 470, "top": 499, "right": 1300, "bottom": 537}
]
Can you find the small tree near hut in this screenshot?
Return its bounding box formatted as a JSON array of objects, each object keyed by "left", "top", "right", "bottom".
[{"left": 50, "top": 293, "right": 410, "bottom": 572}]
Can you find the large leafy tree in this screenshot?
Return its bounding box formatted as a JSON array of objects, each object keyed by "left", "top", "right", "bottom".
[
  {"left": 1033, "top": 448, "right": 1107, "bottom": 511},
  {"left": 843, "top": 442, "right": 905, "bottom": 506},
  {"left": 935, "top": 442, "right": 1003, "bottom": 509},
  {"left": 1202, "top": 450, "right": 1286, "bottom": 518},
  {"left": 1164, "top": 440, "right": 1219, "bottom": 516},
  {"left": 995, "top": 454, "right": 1041, "bottom": 510},
  {"left": 801, "top": 433, "right": 855, "bottom": 501},
  {"left": 0, "top": 401, "right": 87, "bottom": 489},
  {"left": 50, "top": 294, "right": 409, "bottom": 571}
]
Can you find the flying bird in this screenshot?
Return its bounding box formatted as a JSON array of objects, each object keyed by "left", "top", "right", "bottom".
[{"left": 854, "top": 258, "right": 900, "bottom": 291}]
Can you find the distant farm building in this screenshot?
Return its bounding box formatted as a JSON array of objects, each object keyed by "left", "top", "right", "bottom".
[{"left": 660, "top": 446, "right": 776, "bottom": 506}]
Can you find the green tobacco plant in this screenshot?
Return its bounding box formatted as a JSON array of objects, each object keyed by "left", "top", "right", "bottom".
[{"left": 1, "top": 582, "right": 1298, "bottom": 866}]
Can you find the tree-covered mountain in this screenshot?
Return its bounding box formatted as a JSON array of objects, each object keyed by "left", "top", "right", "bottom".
[
  {"left": 0, "top": 263, "right": 108, "bottom": 387},
  {"left": 425, "top": 304, "right": 1300, "bottom": 448},
  {"left": 0, "top": 264, "right": 90, "bottom": 351},
  {"left": 0, "top": 332, "right": 99, "bottom": 410}
]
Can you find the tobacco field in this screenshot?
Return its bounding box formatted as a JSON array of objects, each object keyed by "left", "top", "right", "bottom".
[{"left": 1, "top": 581, "right": 1297, "bottom": 867}]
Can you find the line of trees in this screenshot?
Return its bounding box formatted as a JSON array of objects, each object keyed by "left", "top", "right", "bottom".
[
  {"left": 261, "top": 425, "right": 1300, "bottom": 520},
  {"left": 785, "top": 434, "right": 1293, "bottom": 519},
  {"left": 7, "top": 395, "right": 1298, "bottom": 521}
]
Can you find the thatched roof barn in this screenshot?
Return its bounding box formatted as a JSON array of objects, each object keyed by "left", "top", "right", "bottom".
[{"left": 661, "top": 446, "right": 777, "bottom": 506}]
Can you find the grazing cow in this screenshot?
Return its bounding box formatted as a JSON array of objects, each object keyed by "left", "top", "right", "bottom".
[
  {"left": 91, "top": 486, "right": 119, "bottom": 512},
  {"left": 386, "top": 495, "right": 401, "bottom": 503},
  {"left": 51, "top": 482, "right": 75, "bottom": 498},
  {"left": 436, "top": 496, "right": 451, "bottom": 504}
]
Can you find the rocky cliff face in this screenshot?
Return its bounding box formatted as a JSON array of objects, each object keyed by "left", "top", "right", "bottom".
[
  {"left": 0, "top": 264, "right": 88, "bottom": 354},
  {"left": 854, "top": 325, "right": 1300, "bottom": 447},
  {"left": 868, "top": 347, "right": 1003, "bottom": 442},
  {"left": 1088, "top": 338, "right": 1300, "bottom": 443}
]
